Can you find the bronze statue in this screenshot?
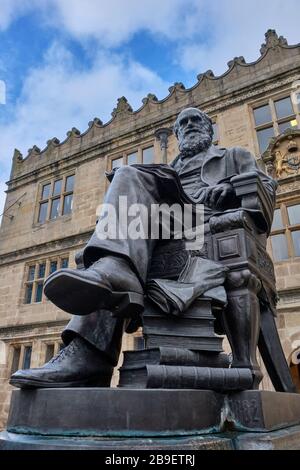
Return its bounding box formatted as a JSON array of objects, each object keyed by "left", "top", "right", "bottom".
[{"left": 10, "top": 107, "right": 295, "bottom": 393}]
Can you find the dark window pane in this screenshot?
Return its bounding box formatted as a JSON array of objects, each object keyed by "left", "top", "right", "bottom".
[
  {"left": 134, "top": 336, "right": 145, "bottom": 351},
  {"left": 27, "top": 265, "right": 35, "bottom": 281},
  {"left": 275, "top": 97, "right": 294, "bottom": 119},
  {"left": 272, "top": 209, "right": 284, "bottom": 231},
  {"left": 112, "top": 157, "right": 123, "bottom": 169},
  {"left": 127, "top": 152, "right": 138, "bottom": 165},
  {"left": 11, "top": 347, "right": 21, "bottom": 374},
  {"left": 254, "top": 104, "right": 272, "bottom": 126},
  {"left": 63, "top": 194, "right": 73, "bottom": 215},
  {"left": 278, "top": 120, "right": 298, "bottom": 134},
  {"left": 292, "top": 231, "right": 300, "bottom": 257},
  {"left": 61, "top": 258, "right": 69, "bottom": 269},
  {"left": 53, "top": 179, "right": 63, "bottom": 196},
  {"left": 288, "top": 205, "right": 300, "bottom": 226},
  {"left": 212, "top": 123, "right": 219, "bottom": 142},
  {"left": 42, "top": 183, "right": 51, "bottom": 200},
  {"left": 271, "top": 234, "right": 289, "bottom": 261},
  {"left": 50, "top": 198, "right": 60, "bottom": 219},
  {"left": 49, "top": 261, "right": 57, "bottom": 274},
  {"left": 25, "top": 284, "right": 33, "bottom": 304},
  {"left": 38, "top": 202, "right": 48, "bottom": 223},
  {"left": 35, "top": 282, "right": 43, "bottom": 302},
  {"left": 65, "top": 175, "right": 74, "bottom": 193},
  {"left": 38, "top": 263, "right": 46, "bottom": 279},
  {"left": 45, "top": 344, "right": 55, "bottom": 363},
  {"left": 142, "top": 146, "right": 154, "bottom": 164},
  {"left": 23, "top": 346, "right": 32, "bottom": 369},
  {"left": 257, "top": 127, "right": 274, "bottom": 153}
]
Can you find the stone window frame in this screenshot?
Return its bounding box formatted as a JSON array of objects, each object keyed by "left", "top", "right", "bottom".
[
  {"left": 23, "top": 255, "right": 69, "bottom": 305},
  {"left": 270, "top": 201, "right": 300, "bottom": 262},
  {"left": 43, "top": 340, "right": 64, "bottom": 364},
  {"left": 36, "top": 173, "right": 75, "bottom": 225},
  {"left": 9, "top": 342, "right": 33, "bottom": 375},
  {"left": 110, "top": 142, "right": 156, "bottom": 170},
  {"left": 251, "top": 92, "right": 300, "bottom": 155},
  {"left": 212, "top": 119, "right": 219, "bottom": 145}
]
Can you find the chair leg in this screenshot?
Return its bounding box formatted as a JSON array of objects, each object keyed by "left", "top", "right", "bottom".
[
  {"left": 258, "top": 303, "right": 296, "bottom": 393},
  {"left": 223, "top": 269, "right": 263, "bottom": 389}
]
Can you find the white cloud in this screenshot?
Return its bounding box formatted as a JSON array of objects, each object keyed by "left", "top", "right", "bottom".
[
  {"left": 0, "top": 41, "right": 169, "bottom": 217},
  {"left": 176, "top": 0, "right": 300, "bottom": 75},
  {"left": 0, "top": 0, "right": 36, "bottom": 31},
  {"left": 0, "top": 1, "right": 298, "bottom": 71},
  {"left": 0, "top": 0, "right": 202, "bottom": 44},
  {"left": 47, "top": 0, "right": 203, "bottom": 47}
]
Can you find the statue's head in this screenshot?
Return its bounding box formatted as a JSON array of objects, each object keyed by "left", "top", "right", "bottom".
[{"left": 174, "top": 107, "right": 213, "bottom": 157}]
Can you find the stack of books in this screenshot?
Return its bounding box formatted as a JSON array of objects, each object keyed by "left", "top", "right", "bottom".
[
  {"left": 119, "top": 298, "right": 253, "bottom": 391},
  {"left": 142, "top": 298, "right": 223, "bottom": 352},
  {"left": 118, "top": 347, "right": 253, "bottom": 391}
]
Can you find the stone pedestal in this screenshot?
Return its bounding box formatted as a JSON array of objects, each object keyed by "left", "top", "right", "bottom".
[
  {"left": 1, "top": 388, "right": 300, "bottom": 450},
  {"left": 1, "top": 388, "right": 224, "bottom": 438}
]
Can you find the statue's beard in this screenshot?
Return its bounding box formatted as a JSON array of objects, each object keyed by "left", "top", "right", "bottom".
[{"left": 179, "top": 132, "right": 212, "bottom": 157}]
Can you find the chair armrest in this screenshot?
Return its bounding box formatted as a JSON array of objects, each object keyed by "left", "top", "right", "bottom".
[
  {"left": 230, "top": 172, "right": 274, "bottom": 233},
  {"left": 209, "top": 210, "right": 256, "bottom": 234}
]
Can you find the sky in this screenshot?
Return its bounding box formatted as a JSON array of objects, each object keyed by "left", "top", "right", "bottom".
[{"left": 0, "top": 0, "right": 299, "bottom": 219}]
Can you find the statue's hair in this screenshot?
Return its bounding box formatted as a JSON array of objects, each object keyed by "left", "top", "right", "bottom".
[{"left": 173, "top": 107, "right": 213, "bottom": 140}]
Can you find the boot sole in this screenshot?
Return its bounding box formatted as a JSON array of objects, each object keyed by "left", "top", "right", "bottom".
[
  {"left": 9, "top": 375, "right": 112, "bottom": 389},
  {"left": 44, "top": 271, "right": 144, "bottom": 317}
]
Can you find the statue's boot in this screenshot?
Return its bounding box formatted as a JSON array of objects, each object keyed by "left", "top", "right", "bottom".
[
  {"left": 43, "top": 255, "right": 144, "bottom": 317},
  {"left": 9, "top": 337, "right": 114, "bottom": 389}
]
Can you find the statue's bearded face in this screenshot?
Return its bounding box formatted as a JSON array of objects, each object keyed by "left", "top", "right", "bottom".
[{"left": 175, "top": 109, "right": 213, "bottom": 157}]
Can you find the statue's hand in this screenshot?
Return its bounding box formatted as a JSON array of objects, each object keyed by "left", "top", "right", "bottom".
[{"left": 205, "top": 183, "right": 235, "bottom": 209}]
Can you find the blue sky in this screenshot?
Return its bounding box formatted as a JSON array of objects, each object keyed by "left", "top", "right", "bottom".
[{"left": 0, "top": 0, "right": 299, "bottom": 217}]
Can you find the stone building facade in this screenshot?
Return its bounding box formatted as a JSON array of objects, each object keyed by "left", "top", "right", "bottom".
[{"left": 0, "top": 30, "right": 300, "bottom": 429}]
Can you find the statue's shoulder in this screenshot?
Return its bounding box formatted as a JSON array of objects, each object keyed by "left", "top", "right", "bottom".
[
  {"left": 225, "top": 146, "right": 257, "bottom": 165},
  {"left": 226, "top": 146, "right": 254, "bottom": 157}
]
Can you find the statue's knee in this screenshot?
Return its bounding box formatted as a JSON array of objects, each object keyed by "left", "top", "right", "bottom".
[{"left": 114, "top": 165, "right": 138, "bottom": 178}]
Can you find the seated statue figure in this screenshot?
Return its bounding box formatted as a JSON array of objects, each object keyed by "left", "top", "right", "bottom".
[{"left": 10, "top": 107, "right": 278, "bottom": 390}]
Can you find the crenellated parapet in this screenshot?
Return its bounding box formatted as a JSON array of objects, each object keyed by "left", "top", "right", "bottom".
[{"left": 8, "top": 30, "right": 300, "bottom": 182}]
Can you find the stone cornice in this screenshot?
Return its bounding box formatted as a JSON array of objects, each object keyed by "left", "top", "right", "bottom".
[
  {"left": 6, "top": 120, "right": 164, "bottom": 192},
  {"left": 204, "top": 71, "right": 300, "bottom": 114},
  {"left": 0, "top": 230, "right": 93, "bottom": 266},
  {"left": 0, "top": 320, "right": 68, "bottom": 340}
]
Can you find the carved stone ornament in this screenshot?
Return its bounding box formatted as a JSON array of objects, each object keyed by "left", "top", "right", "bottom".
[
  {"left": 260, "top": 29, "right": 288, "bottom": 55},
  {"left": 111, "top": 96, "right": 133, "bottom": 117},
  {"left": 262, "top": 129, "right": 300, "bottom": 179}
]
